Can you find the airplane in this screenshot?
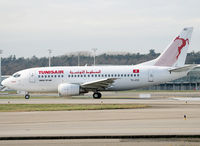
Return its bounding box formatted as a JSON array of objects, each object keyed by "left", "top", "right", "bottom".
[{"left": 1, "top": 27, "right": 195, "bottom": 99}]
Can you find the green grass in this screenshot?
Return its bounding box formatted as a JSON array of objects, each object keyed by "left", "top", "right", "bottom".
[
  {"left": 0, "top": 104, "right": 148, "bottom": 112},
  {"left": 0, "top": 91, "right": 17, "bottom": 94},
  {"left": 0, "top": 96, "right": 60, "bottom": 99}
]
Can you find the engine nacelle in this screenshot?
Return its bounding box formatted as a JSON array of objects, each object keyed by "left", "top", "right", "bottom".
[{"left": 58, "top": 83, "right": 80, "bottom": 96}]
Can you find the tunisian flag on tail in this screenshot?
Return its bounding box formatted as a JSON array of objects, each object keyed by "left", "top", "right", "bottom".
[{"left": 133, "top": 69, "right": 139, "bottom": 73}]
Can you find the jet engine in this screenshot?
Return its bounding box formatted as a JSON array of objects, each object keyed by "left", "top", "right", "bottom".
[{"left": 58, "top": 83, "right": 80, "bottom": 96}]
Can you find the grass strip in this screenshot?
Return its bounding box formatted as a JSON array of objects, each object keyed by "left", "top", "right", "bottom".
[
  {"left": 0, "top": 96, "right": 60, "bottom": 99},
  {"left": 0, "top": 104, "right": 148, "bottom": 112}
]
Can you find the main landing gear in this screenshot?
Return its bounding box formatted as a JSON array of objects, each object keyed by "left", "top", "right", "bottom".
[
  {"left": 93, "top": 92, "right": 102, "bottom": 99},
  {"left": 25, "top": 93, "right": 30, "bottom": 99}
]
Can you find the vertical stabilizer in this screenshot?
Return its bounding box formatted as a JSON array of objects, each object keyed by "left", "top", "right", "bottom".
[{"left": 154, "top": 27, "right": 193, "bottom": 67}]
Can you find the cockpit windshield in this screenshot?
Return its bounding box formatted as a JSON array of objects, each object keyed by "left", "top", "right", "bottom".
[{"left": 12, "top": 73, "right": 21, "bottom": 78}]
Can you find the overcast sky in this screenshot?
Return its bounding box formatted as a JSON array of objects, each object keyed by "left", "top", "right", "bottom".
[{"left": 0, "top": 0, "right": 200, "bottom": 58}]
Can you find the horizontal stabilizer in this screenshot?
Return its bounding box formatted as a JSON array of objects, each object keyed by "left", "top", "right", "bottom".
[{"left": 168, "top": 64, "right": 196, "bottom": 73}]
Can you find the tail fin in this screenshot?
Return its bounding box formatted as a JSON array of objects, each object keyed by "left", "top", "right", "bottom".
[{"left": 154, "top": 27, "right": 193, "bottom": 67}]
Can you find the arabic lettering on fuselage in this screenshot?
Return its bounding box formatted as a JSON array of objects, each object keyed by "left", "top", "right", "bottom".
[{"left": 69, "top": 70, "right": 101, "bottom": 74}]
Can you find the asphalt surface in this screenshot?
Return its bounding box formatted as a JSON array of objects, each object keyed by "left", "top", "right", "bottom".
[
  {"left": 1, "top": 139, "right": 200, "bottom": 146},
  {"left": 0, "top": 94, "right": 200, "bottom": 145},
  {"left": 0, "top": 98, "right": 200, "bottom": 137}
]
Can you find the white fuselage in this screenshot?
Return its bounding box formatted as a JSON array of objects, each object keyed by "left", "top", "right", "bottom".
[{"left": 2, "top": 65, "right": 187, "bottom": 93}]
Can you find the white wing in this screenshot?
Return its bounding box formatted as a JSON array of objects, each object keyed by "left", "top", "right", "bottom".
[{"left": 81, "top": 78, "right": 117, "bottom": 90}]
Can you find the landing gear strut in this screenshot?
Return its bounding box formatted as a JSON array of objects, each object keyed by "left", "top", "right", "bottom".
[
  {"left": 25, "top": 93, "right": 30, "bottom": 99},
  {"left": 93, "top": 92, "right": 102, "bottom": 99}
]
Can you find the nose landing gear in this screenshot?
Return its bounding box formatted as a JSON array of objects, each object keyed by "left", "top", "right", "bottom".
[
  {"left": 25, "top": 93, "right": 30, "bottom": 99},
  {"left": 93, "top": 92, "right": 102, "bottom": 99}
]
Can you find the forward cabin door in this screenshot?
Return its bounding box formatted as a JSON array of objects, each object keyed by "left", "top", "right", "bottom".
[
  {"left": 148, "top": 69, "right": 154, "bottom": 82},
  {"left": 29, "top": 71, "right": 36, "bottom": 83}
]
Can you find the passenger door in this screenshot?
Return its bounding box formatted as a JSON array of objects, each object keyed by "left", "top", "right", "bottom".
[
  {"left": 148, "top": 69, "right": 154, "bottom": 82},
  {"left": 29, "top": 72, "right": 36, "bottom": 83}
]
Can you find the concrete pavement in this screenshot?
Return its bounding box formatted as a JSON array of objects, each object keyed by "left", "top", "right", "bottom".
[{"left": 0, "top": 98, "right": 200, "bottom": 137}]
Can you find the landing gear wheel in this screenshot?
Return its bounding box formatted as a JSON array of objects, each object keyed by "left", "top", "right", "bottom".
[
  {"left": 93, "top": 92, "right": 102, "bottom": 99},
  {"left": 25, "top": 94, "right": 30, "bottom": 99}
]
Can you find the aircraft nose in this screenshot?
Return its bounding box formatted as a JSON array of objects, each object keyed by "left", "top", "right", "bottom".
[{"left": 1, "top": 79, "right": 8, "bottom": 87}]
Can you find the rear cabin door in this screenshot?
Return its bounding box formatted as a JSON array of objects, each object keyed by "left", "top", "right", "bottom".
[{"left": 148, "top": 69, "right": 154, "bottom": 82}]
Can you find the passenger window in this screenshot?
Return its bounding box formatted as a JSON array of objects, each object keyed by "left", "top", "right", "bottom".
[
  {"left": 91, "top": 75, "right": 94, "bottom": 77},
  {"left": 45, "top": 75, "right": 47, "bottom": 78},
  {"left": 95, "top": 75, "right": 97, "bottom": 77},
  {"left": 98, "top": 74, "right": 100, "bottom": 77},
  {"left": 124, "top": 74, "right": 126, "bottom": 77},
  {"left": 102, "top": 74, "right": 104, "bottom": 77},
  {"left": 74, "top": 75, "right": 76, "bottom": 77},
  {"left": 115, "top": 74, "right": 117, "bottom": 77},
  {"left": 88, "top": 75, "right": 90, "bottom": 77},
  {"left": 105, "top": 74, "right": 107, "bottom": 77},
  {"left": 48, "top": 75, "right": 50, "bottom": 78},
  {"left": 84, "top": 75, "right": 86, "bottom": 77},
  {"left": 68, "top": 75, "right": 70, "bottom": 78},
  {"left": 127, "top": 74, "right": 129, "bottom": 77},
  {"left": 134, "top": 74, "right": 136, "bottom": 77},
  {"left": 118, "top": 74, "right": 120, "bottom": 77},
  {"left": 54, "top": 75, "right": 57, "bottom": 78},
  {"left": 71, "top": 75, "right": 73, "bottom": 77},
  {"left": 121, "top": 74, "right": 123, "bottom": 77},
  {"left": 137, "top": 74, "right": 139, "bottom": 77},
  {"left": 108, "top": 74, "right": 110, "bottom": 77},
  {"left": 61, "top": 75, "right": 64, "bottom": 77},
  {"left": 81, "top": 75, "right": 83, "bottom": 77},
  {"left": 131, "top": 74, "right": 133, "bottom": 77},
  {"left": 41, "top": 75, "right": 44, "bottom": 78},
  {"left": 51, "top": 75, "right": 53, "bottom": 78},
  {"left": 77, "top": 75, "right": 79, "bottom": 77}
]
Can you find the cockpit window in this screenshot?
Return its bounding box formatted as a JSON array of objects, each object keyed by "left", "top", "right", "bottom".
[{"left": 13, "top": 73, "right": 21, "bottom": 78}]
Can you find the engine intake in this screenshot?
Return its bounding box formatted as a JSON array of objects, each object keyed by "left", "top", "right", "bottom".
[{"left": 58, "top": 83, "right": 80, "bottom": 96}]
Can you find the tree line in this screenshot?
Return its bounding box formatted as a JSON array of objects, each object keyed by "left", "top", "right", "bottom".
[{"left": 2, "top": 50, "right": 200, "bottom": 75}]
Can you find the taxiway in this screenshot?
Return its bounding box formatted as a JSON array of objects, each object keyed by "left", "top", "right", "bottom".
[{"left": 0, "top": 98, "right": 199, "bottom": 137}]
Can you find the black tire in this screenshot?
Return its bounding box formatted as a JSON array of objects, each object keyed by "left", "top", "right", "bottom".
[
  {"left": 25, "top": 94, "right": 30, "bottom": 99},
  {"left": 93, "top": 92, "right": 102, "bottom": 99},
  {"left": 98, "top": 92, "right": 102, "bottom": 98}
]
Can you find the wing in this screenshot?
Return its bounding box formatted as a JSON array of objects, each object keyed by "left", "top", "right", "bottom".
[{"left": 81, "top": 78, "right": 117, "bottom": 90}]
